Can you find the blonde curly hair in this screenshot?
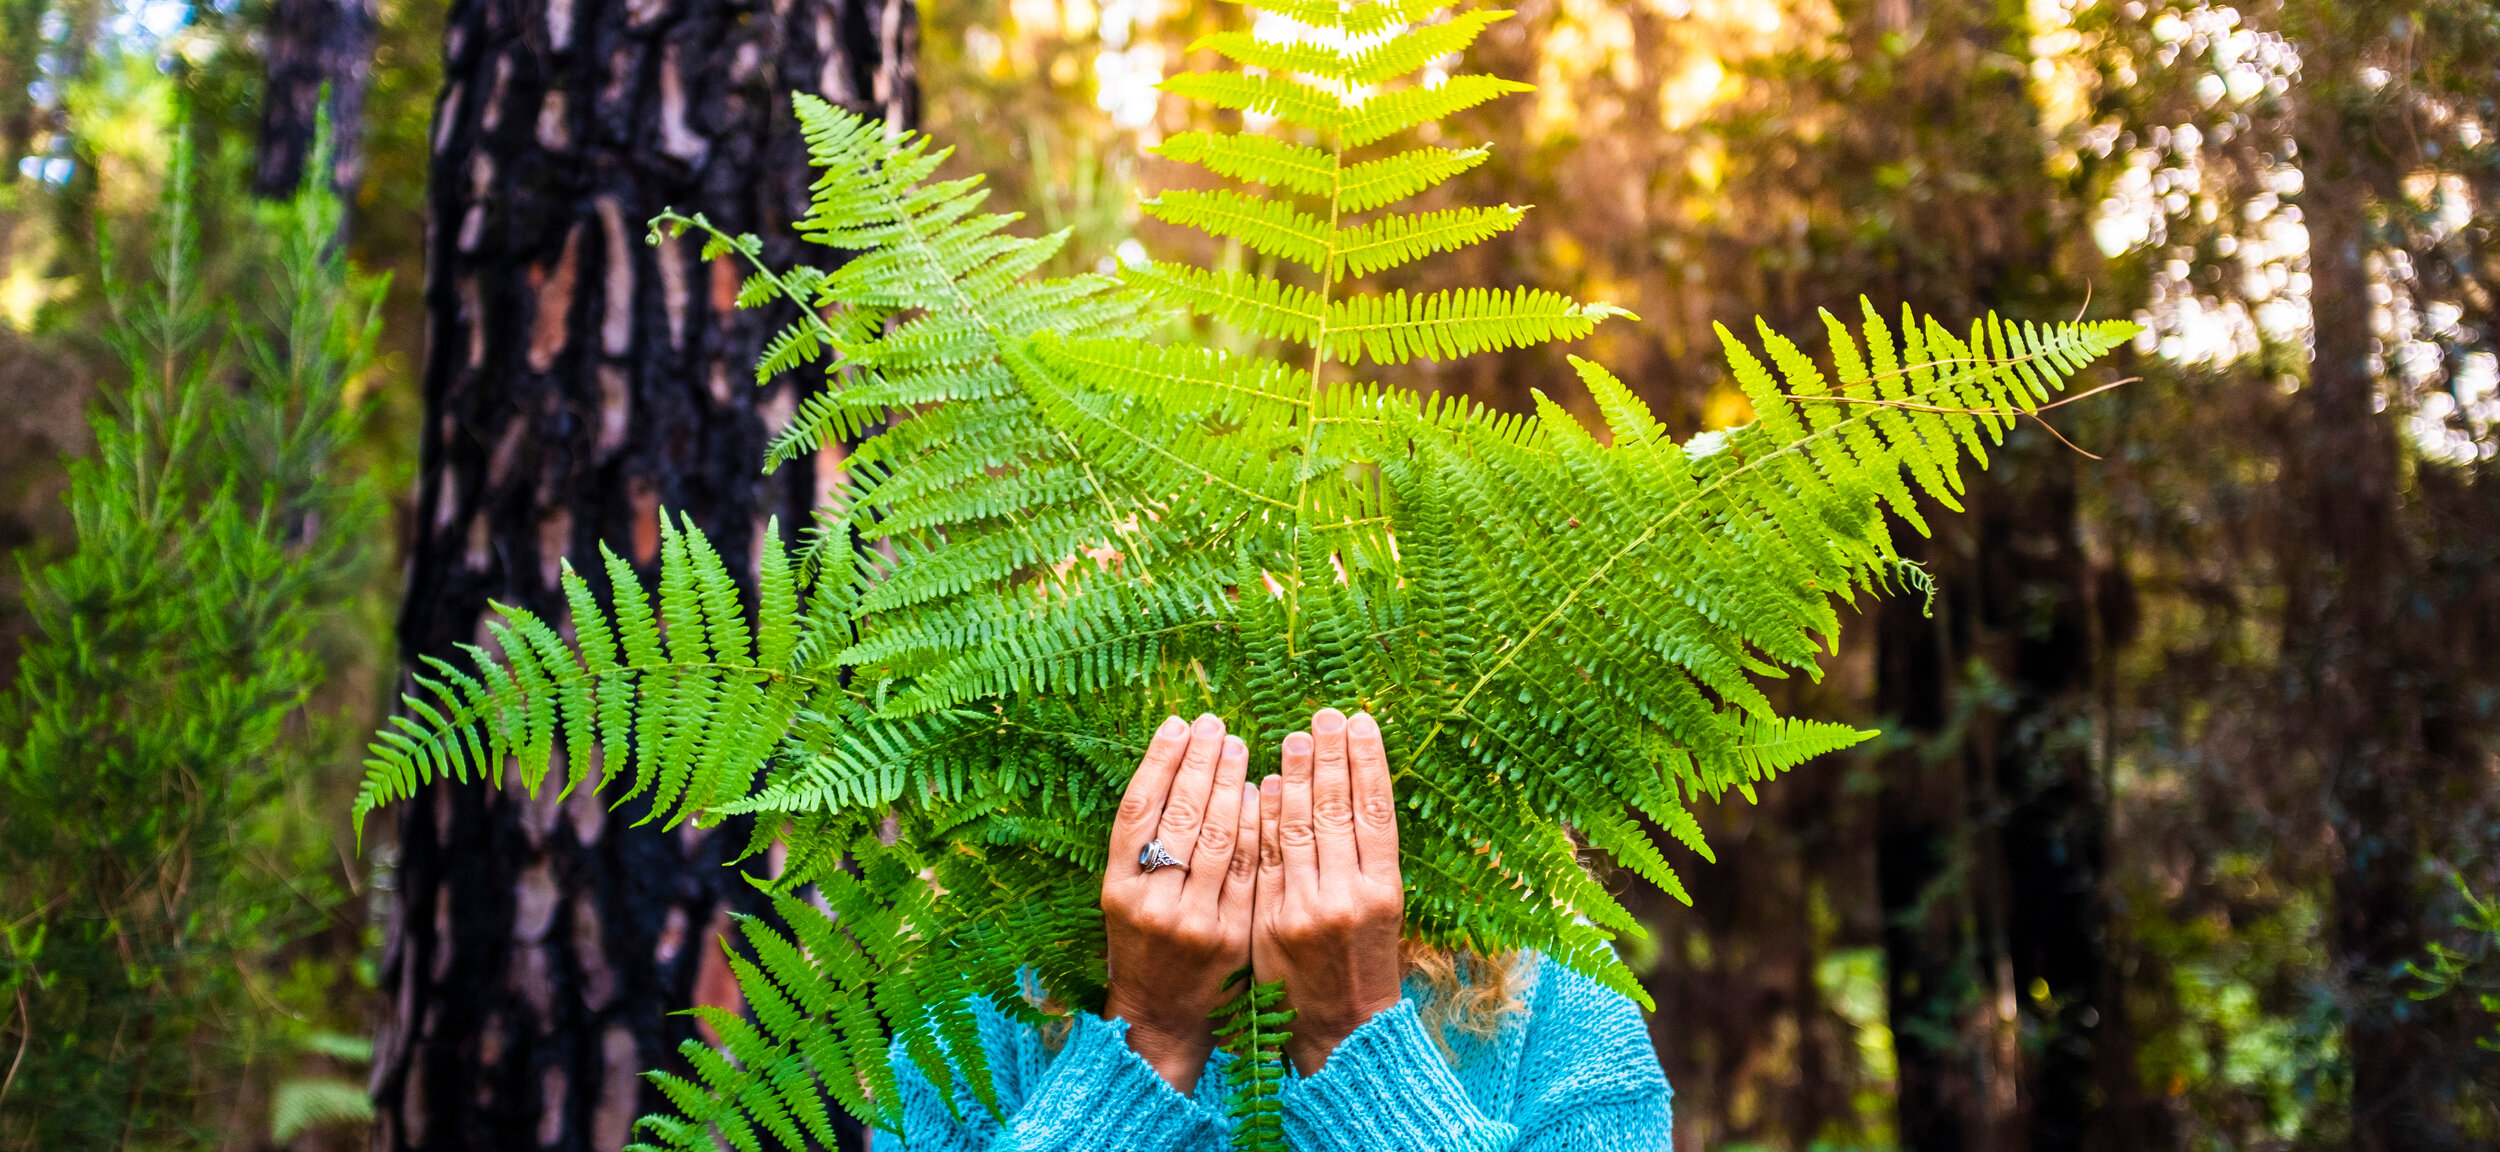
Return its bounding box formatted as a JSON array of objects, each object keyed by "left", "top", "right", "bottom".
[{"left": 1402, "top": 938, "right": 1533, "bottom": 1053}]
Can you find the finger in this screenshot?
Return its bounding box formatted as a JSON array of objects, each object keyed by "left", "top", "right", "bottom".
[
  {"left": 1181, "top": 736, "right": 1250, "bottom": 905},
  {"left": 1309, "top": 708, "right": 1359, "bottom": 883},
  {"left": 1347, "top": 711, "right": 1400, "bottom": 881},
  {"left": 1279, "top": 729, "right": 1320, "bottom": 895},
  {"left": 1150, "top": 714, "right": 1229, "bottom": 878},
  {"left": 1217, "top": 781, "right": 1260, "bottom": 937},
  {"left": 1108, "top": 715, "right": 1192, "bottom": 882},
  {"left": 1255, "top": 774, "right": 1286, "bottom": 928}
]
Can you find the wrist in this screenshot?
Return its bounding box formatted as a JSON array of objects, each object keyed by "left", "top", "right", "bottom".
[
  {"left": 1118, "top": 1014, "right": 1217, "bottom": 1093},
  {"left": 1105, "top": 985, "right": 1217, "bottom": 1040},
  {"left": 1285, "top": 993, "right": 1402, "bottom": 1074}
]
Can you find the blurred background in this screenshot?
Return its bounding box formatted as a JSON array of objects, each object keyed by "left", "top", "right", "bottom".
[{"left": 2, "top": 0, "right": 2497, "bottom": 1149}]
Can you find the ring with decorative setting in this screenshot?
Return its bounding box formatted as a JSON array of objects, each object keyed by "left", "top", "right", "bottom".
[{"left": 1138, "top": 839, "right": 1187, "bottom": 873}]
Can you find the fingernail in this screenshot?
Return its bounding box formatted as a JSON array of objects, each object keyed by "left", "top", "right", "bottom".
[
  {"left": 1260, "top": 774, "right": 1282, "bottom": 794},
  {"left": 1194, "top": 712, "right": 1223, "bottom": 729},
  {"left": 1243, "top": 782, "right": 1259, "bottom": 805},
  {"left": 1224, "top": 735, "right": 1247, "bottom": 755},
  {"left": 1314, "top": 708, "right": 1345, "bottom": 734},
  {"left": 1158, "top": 715, "right": 1188, "bottom": 737},
  {"left": 1349, "top": 712, "right": 1378, "bottom": 737},
  {"left": 1283, "top": 731, "right": 1312, "bottom": 753}
]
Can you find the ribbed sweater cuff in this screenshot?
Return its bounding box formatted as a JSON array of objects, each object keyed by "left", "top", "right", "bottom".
[
  {"left": 1279, "top": 1001, "right": 1518, "bottom": 1152},
  {"left": 1001, "top": 1013, "right": 1219, "bottom": 1152}
]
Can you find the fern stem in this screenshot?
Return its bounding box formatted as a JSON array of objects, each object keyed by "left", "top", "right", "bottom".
[
  {"left": 653, "top": 210, "right": 849, "bottom": 360},
  {"left": 1283, "top": 122, "right": 1350, "bottom": 659}
]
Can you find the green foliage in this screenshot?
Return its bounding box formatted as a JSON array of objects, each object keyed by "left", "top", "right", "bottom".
[
  {"left": 269, "top": 1030, "right": 378, "bottom": 1144},
  {"left": 0, "top": 127, "right": 387, "bottom": 1148},
  {"left": 1212, "top": 974, "right": 1294, "bottom": 1147},
  {"left": 350, "top": 1, "right": 2133, "bottom": 1146},
  {"left": 270, "top": 1079, "right": 379, "bottom": 1144},
  {"left": 2409, "top": 874, "right": 2500, "bottom": 1053}
]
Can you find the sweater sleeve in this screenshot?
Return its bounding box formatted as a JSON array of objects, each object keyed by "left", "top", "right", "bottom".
[
  {"left": 1277, "top": 1000, "right": 1519, "bottom": 1152},
  {"left": 1274, "top": 961, "right": 1674, "bottom": 1152},
  {"left": 1504, "top": 961, "right": 1674, "bottom": 1152},
  {"left": 878, "top": 1009, "right": 1224, "bottom": 1152}
]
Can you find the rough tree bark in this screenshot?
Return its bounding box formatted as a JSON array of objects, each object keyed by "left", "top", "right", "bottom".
[
  {"left": 255, "top": 0, "right": 378, "bottom": 197},
  {"left": 370, "top": 0, "right": 914, "bottom": 1144}
]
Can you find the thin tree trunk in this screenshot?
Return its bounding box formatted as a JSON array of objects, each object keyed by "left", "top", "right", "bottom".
[
  {"left": 1874, "top": 529, "right": 1999, "bottom": 1152},
  {"left": 1862, "top": 3, "right": 2132, "bottom": 1148},
  {"left": 1875, "top": 441, "right": 2125, "bottom": 1152},
  {"left": 255, "top": 0, "right": 378, "bottom": 198},
  {"left": 0, "top": 0, "right": 45, "bottom": 180},
  {"left": 370, "top": 0, "right": 913, "bottom": 1144},
  {"left": 1971, "top": 451, "right": 2120, "bottom": 1152},
  {"left": 2288, "top": 80, "right": 2464, "bottom": 1152}
]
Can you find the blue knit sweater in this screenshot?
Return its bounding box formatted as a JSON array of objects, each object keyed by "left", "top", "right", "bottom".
[{"left": 875, "top": 956, "right": 1674, "bottom": 1151}]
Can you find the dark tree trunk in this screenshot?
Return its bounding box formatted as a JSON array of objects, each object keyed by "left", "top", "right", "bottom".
[
  {"left": 1875, "top": 443, "right": 2129, "bottom": 1152},
  {"left": 1874, "top": 526, "right": 1999, "bottom": 1152},
  {"left": 370, "top": 0, "right": 914, "bottom": 1144},
  {"left": 1971, "top": 451, "right": 2123, "bottom": 1152},
  {"left": 255, "top": 0, "right": 378, "bottom": 197},
  {"left": 0, "top": 0, "right": 45, "bottom": 181},
  {"left": 2288, "top": 76, "right": 2469, "bottom": 1152}
]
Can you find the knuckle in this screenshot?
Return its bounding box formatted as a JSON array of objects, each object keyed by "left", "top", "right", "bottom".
[
  {"left": 1358, "top": 795, "right": 1398, "bottom": 826},
  {"left": 1279, "top": 823, "right": 1318, "bottom": 847},
  {"left": 1158, "top": 797, "right": 1202, "bottom": 829},
  {"left": 1312, "top": 796, "right": 1355, "bottom": 830},
  {"left": 1117, "top": 795, "right": 1157, "bottom": 824},
  {"left": 1196, "top": 824, "right": 1235, "bottom": 855}
]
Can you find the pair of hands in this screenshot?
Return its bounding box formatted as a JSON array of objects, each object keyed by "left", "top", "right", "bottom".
[{"left": 1100, "top": 709, "right": 1405, "bottom": 1092}]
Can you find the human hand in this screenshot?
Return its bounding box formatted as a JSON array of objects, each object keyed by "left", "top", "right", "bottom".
[
  {"left": 1254, "top": 708, "right": 1406, "bottom": 1074},
  {"left": 1101, "top": 713, "right": 1262, "bottom": 1093}
]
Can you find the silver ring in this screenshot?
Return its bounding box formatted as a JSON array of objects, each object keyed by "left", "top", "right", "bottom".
[{"left": 1139, "top": 838, "right": 1187, "bottom": 873}]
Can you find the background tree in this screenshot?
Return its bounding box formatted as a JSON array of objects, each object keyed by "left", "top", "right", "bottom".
[
  {"left": 368, "top": 0, "right": 916, "bottom": 1144},
  {"left": 255, "top": 0, "right": 378, "bottom": 198}
]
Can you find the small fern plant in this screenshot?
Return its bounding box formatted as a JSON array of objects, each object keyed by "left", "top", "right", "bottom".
[{"left": 355, "top": 1, "right": 2134, "bottom": 1147}]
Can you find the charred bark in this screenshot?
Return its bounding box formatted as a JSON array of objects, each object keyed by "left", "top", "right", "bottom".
[
  {"left": 254, "top": 0, "right": 378, "bottom": 197},
  {"left": 371, "top": 0, "right": 914, "bottom": 1145}
]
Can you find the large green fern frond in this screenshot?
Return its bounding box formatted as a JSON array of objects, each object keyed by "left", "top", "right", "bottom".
[{"left": 355, "top": 3, "right": 2137, "bottom": 1149}]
